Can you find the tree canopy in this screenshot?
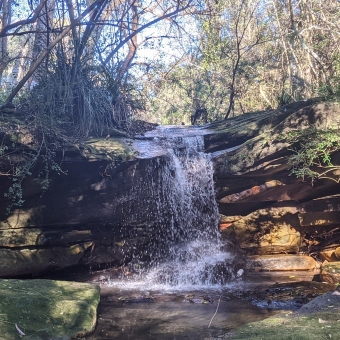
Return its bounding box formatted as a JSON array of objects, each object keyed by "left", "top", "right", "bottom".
[{"left": 0, "top": 0, "right": 339, "bottom": 129}]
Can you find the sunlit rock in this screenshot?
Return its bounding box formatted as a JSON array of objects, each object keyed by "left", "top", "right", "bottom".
[
  {"left": 245, "top": 254, "right": 317, "bottom": 271},
  {"left": 0, "top": 279, "right": 99, "bottom": 340},
  {"left": 221, "top": 207, "right": 302, "bottom": 255},
  {"left": 319, "top": 249, "right": 339, "bottom": 262}
]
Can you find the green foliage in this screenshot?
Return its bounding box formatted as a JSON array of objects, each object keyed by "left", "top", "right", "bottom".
[
  {"left": 316, "top": 80, "right": 340, "bottom": 101},
  {"left": 280, "top": 126, "right": 340, "bottom": 184}
]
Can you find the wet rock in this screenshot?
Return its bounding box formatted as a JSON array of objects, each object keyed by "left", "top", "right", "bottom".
[
  {"left": 241, "top": 281, "right": 336, "bottom": 310},
  {"left": 0, "top": 279, "right": 100, "bottom": 340},
  {"left": 245, "top": 254, "right": 317, "bottom": 271},
  {"left": 221, "top": 207, "right": 302, "bottom": 254},
  {"left": 118, "top": 295, "right": 155, "bottom": 303},
  {"left": 321, "top": 261, "right": 340, "bottom": 284}
]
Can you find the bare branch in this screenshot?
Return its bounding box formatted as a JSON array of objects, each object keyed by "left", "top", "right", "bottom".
[
  {"left": 0, "top": 0, "right": 107, "bottom": 108},
  {"left": 0, "top": 0, "right": 46, "bottom": 38},
  {"left": 103, "top": 0, "right": 194, "bottom": 65}
]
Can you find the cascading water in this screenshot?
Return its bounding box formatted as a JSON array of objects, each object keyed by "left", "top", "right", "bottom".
[{"left": 111, "top": 126, "right": 236, "bottom": 290}]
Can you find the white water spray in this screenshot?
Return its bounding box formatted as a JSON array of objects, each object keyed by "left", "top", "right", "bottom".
[{"left": 111, "top": 126, "right": 236, "bottom": 290}]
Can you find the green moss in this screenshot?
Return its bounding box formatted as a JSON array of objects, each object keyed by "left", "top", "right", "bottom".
[
  {"left": 0, "top": 279, "right": 100, "bottom": 340},
  {"left": 229, "top": 312, "right": 340, "bottom": 340},
  {"left": 227, "top": 293, "right": 340, "bottom": 340},
  {"left": 84, "top": 138, "right": 136, "bottom": 161}
]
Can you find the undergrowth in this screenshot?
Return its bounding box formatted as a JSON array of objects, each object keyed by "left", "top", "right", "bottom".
[{"left": 280, "top": 126, "right": 340, "bottom": 184}]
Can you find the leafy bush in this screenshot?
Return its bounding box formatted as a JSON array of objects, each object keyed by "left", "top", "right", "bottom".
[{"left": 281, "top": 126, "right": 340, "bottom": 184}]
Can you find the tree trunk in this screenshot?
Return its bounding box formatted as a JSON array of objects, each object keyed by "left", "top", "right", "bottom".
[
  {"left": 0, "top": 0, "right": 11, "bottom": 81},
  {"left": 29, "top": 0, "right": 56, "bottom": 85}
]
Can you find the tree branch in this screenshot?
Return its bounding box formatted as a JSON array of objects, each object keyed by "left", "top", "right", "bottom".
[
  {"left": 0, "top": 0, "right": 46, "bottom": 38},
  {"left": 0, "top": 0, "right": 106, "bottom": 109},
  {"left": 103, "top": 0, "right": 193, "bottom": 65}
]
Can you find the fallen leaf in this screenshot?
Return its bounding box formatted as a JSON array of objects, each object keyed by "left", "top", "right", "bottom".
[{"left": 15, "top": 323, "right": 25, "bottom": 336}]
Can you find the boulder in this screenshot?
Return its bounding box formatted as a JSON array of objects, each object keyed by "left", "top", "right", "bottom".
[
  {"left": 245, "top": 254, "right": 317, "bottom": 271},
  {"left": 0, "top": 279, "right": 100, "bottom": 340},
  {"left": 219, "top": 214, "right": 243, "bottom": 231},
  {"left": 319, "top": 249, "right": 339, "bottom": 262},
  {"left": 321, "top": 261, "right": 340, "bottom": 284},
  {"left": 219, "top": 214, "right": 243, "bottom": 223},
  {"left": 221, "top": 207, "right": 302, "bottom": 254}
]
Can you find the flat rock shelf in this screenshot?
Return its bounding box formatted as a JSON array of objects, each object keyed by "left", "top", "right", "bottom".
[{"left": 0, "top": 279, "right": 100, "bottom": 340}]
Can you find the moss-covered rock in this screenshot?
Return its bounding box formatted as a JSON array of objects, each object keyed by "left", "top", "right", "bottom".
[
  {"left": 223, "top": 290, "right": 340, "bottom": 340},
  {"left": 83, "top": 138, "right": 136, "bottom": 162},
  {"left": 0, "top": 279, "right": 100, "bottom": 340},
  {"left": 321, "top": 262, "right": 340, "bottom": 284}
]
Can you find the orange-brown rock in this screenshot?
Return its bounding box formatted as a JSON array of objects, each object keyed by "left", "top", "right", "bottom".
[
  {"left": 219, "top": 214, "right": 243, "bottom": 230},
  {"left": 219, "top": 180, "right": 283, "bottom": 203},
  {"left": 319, "top": 249, "right": 338, "bottom": 262},
  {"left": 335, "top": 247, "right": 340, "bottom": 260},
  {"left": 219, "top": 214, "right": 243, "bottom": 223},
  {"left": 221, "top": 207, "right": 302, "bottom": 255},
  {"left": 245, "top": 254, "right": 317, "bottom": 271},
  {"left": 220, "top": 223, "right": 232, "bottom": 230}
]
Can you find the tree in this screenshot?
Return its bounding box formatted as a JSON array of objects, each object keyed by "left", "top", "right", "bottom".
[{"left": 0, "top": 0, "right": 200, "bottom": 134}]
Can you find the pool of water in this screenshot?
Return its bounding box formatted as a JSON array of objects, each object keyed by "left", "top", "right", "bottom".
[
  {"left": 84, "top": 287, "right": 278, "bottom": 340},
  {"left": 40, "top": 267, "right": 331, "bottom": 340}
]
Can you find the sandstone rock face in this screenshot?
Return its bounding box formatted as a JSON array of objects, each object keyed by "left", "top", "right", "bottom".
[
  {"left": 0, "top": 243, "right": 93, "bottom": 277},
  {"left": 210, "top": 101, "right": 340, "bottom": 267},
  {"left": 1, "top": 100, "right": 340, "bottom": 277},
  {"left": 221, "top": 207, "right": 302, "bottom": 254},
  {"left": 0, "top": 137, "right": 161, "bottom": 277},
  {"left": 335, "top": 247, "right": 340, "bottom": 260},
  {"left": 319, "top": 249, "right": 339, "bottom": 262}
]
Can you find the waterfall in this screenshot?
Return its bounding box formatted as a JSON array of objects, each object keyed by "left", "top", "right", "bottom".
[{"left": 117, "top": 126, "right": 236, "bottom": 289}]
